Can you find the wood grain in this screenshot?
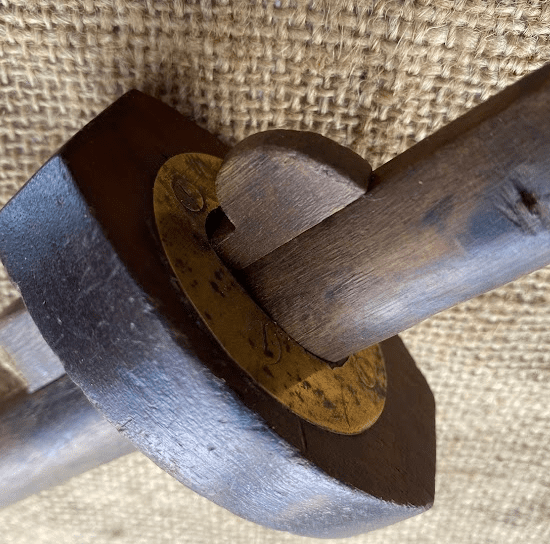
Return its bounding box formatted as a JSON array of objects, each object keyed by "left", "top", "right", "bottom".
[
  {"left": 213, "top": 130, "right": 370, "bottom": 269},
  {"left": 155, "top": 152, "right": 386, "bottom": 434},
  {"left": 240, "top": 64, "right": 550, "bottom": 362},
  {"left": 0, "top": 91, "right": 435, "bottom": 527},
  {"left": 0, "top": 376, "right": 134, "bottom": 508},
  {"left": 0, "top": 298, "right": 65, "bottom": 392}
]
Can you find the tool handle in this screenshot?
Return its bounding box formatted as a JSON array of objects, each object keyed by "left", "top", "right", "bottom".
[{"left": 242, "top": 64, "right": 550, "bottom": 362}]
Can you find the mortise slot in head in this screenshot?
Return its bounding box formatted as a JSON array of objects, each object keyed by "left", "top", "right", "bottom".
[{"left": 205, "top": 206, "right": 236, "bottom": 244}]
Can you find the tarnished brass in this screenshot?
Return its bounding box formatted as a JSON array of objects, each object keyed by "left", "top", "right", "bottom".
[{"left": 153, "top": 153, "right": 386, "bottom": 434}]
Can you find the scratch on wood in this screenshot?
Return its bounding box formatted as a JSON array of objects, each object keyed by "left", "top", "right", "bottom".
[{"left": 116, "top": 417, "right": 134, "bottom": 432}]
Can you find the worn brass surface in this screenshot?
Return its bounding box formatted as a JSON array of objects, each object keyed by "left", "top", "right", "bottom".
[{"left": 153, "top": 153, "right": 386, "bottom": 434}]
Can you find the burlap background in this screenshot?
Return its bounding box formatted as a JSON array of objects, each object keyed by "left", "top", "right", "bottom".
[{"left": 1, "top": 1, "right": 549, "bottom": 542}]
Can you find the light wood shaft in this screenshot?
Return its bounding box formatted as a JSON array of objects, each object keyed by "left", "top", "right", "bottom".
[{"left": 240, "top": 64, "right": 550, "bottom": 362}]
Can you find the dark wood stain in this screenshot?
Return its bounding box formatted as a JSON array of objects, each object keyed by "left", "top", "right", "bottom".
[{"left": 519, "top": 189, "right": 538, "bottom": 213}]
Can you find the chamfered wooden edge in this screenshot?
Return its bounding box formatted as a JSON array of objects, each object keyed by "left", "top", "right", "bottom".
[{"left": 0, "top": 91, "right": 435, "bottom": 514}]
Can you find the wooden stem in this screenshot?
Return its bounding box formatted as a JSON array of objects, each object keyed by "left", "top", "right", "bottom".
[{"left": 240, "top": 64, "right": 550, "bottom": 362}]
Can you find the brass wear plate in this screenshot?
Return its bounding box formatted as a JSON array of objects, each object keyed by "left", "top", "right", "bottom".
[{"left": 153, "top": 153, "right": 386, "bottom": 434}]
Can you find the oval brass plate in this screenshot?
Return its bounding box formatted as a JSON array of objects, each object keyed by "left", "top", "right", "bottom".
[{"left": 153, "top": 153, "right": 386, "bottom": 434}]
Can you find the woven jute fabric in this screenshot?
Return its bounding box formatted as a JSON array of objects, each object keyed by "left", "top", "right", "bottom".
[{"left": 1, "top": 1, "right": 550, "bottom": 543}]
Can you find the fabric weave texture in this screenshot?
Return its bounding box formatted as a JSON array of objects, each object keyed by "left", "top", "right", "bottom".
[{"left": 0, "top": 1, "right": 549, "bottom": 543}]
